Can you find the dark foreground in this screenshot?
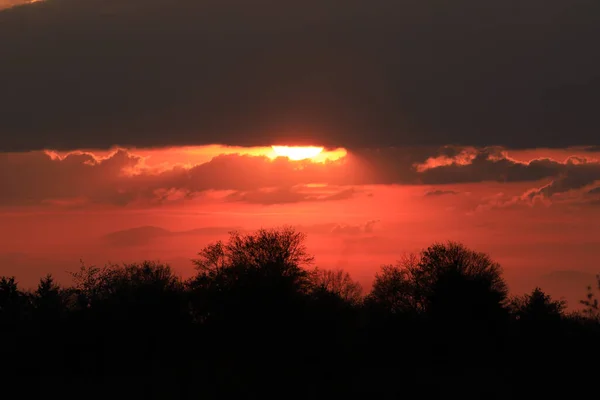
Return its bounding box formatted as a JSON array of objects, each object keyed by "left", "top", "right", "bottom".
[{"left": 1, "top": 229, "right": 598, "bottom": 399}]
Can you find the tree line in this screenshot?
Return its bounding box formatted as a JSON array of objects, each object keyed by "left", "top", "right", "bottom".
[{"left": 1, "top": 227, "right": 599, "bottom": 399}]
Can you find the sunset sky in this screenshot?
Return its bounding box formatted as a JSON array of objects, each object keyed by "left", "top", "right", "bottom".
[{"left": 1, "top": 0, "right": 599, "bottom": 308}]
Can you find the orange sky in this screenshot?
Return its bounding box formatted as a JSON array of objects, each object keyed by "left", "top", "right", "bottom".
[
  {"left": 1, "top": 144, "right": 599, "bottom": 309},
  {"left": 2, "top": 0, "right": 600, "bottom": 314}
]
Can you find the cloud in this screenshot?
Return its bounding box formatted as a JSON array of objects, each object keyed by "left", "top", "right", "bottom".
[
  {"left": 410, "top": 148, "right": 600, "bottom": 210},
  {"left": 1, "top": 0, "right": 599, "bottom": 151},
  {"left": 416, "top": 148, "right": 564, "bottom": 184},
  {"left": 2, "top": 145, "right": 600, "bottom": 208},
  {"left": 0, "top": 149, "right": 354, "bottom": 206},
  {"left": 475, "top": 162, "right": 600, "bottom": 211},
  {"left": 412, "top": 149, "right": 600, "bottom": 197},
  {"left": 519, "top": 161, "right": 600, "bottom": 201},
  {"left": 0, "top": 149, "right": 143, "bottom": 206},
  {"left": 424, "top": 190, "right": 459, "bottom": 197},
  {"left": 0, "top": 0, "right": 28, "bottom": 10},
  {"left": 586, "top": 185, "right": 600, "bottom": 194},
  {"left": 225, "top": 186, "right": 356, "bottom": 205},
  {"left": 331, "top": 220, "right": 380, "bottom": 236}
]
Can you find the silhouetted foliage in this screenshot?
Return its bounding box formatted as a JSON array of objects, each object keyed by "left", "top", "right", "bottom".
[
  {"left": 366, "top": 255, "right": 420, "bottom": 315},
  {"left": 1, "top": 228, "right": 599, "bottom": 399},
  {"left": 365, "top": 242, "right": 512, "bottom": 367},
  {"left": 70, "top": 261, "right": 186, "bottom": 326},
  {"left": 189, "top": 227, "right": 314, "bottom": 316},
  {"left": 414, "top": 242, "right": 509, "bottom": 319},
  {"left": 32, "top": 274, "right": 69, "bottom": 322},
  {"left": 581, "top": 274, "right": 600, "bottom": 319},
  {"left": 186, "top": 227, "right": 318, "bottom": 378},
  {"left": 0, "top": 276, "right": 26, "bottom": 326},
  {"left": 193, "top": 226, "right": 314, "bottom": 274},
  {"left": 510, "top": 287, "right": 566, "bottom": 323},
  {"left": 309, "top": 267, "right": 363, "bottom": 305},
  {"left": 367, "top": 243, "right": 509, "bottom": 323}
]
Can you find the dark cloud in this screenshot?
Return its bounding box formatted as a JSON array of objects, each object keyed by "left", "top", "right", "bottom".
[
  {"left": 474, "top": 159, "right": 600, "bottom": 210},
  {"left": 523, "top": 162, "right": 600, "bottom": 199},
  {"left": 413, "top": 149, "right": 600, "bottom": 189},
  {"left": 589, "top": 187, "right": 600, "bottom": 195},
  {"left": 416, "top": 148, "right": 563, "bottom": 184},
  {"left": 0, "top": 149, "right": 142, "bottom": 206},
  {"left": 1, "top": 0, "right": 599, "bottom": 151}
]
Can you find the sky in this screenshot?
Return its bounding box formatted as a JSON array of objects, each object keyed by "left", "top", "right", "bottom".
[{"left": 1, "top": 0, "right": 599, "bottom": 308}]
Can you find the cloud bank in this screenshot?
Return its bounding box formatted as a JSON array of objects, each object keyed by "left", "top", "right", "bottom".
[
  {"left": 1, "top": 0, "right": 599, "bottom": 151},
  {"left": 1, "top": 145, "right": 599, "bottom": 208}
]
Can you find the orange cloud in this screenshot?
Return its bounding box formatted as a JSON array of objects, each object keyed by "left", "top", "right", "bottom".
[
  {"left": 2, "top": 145, "right": 600, "bottom": 212},
  {"left": 0, "top": 0, "right": 38, "bottom": 10},
  {"left": 1, "top": 146, "right": 355, "bottom": 207}
]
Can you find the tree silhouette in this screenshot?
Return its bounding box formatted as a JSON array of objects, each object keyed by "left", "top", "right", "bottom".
[
  {"left": 581, "top": 274, "right": 600, "bottom": 319},
  {"left": 0, "top": 276, "right": 26, "bottom": 326},
  {"left": 193, "top": 226, "right": 314, "bottom": 276},
  {"left": 0, "top": 230, "right": 598, "bottom": 398},
  {"left": 69, "top": 261, "right": 185, "bottom": 322},
  {"left": 306, "top": 267, "right": 363, "bottom": 360},
  {"left": 411, "top": 242, "right": 509, "bottom": 320},
  {"left": 366, "top": 254, "right": 422, "bottom": 315},
  {"left": 188, "top": 227, "right": 316, "bottom": 337},
  {"left": 66, "top": 261, "right": 189, "bottom": 375},
  {"left": 32, "top": 274, "right": 68, "bottom": 322},
  {"left": 367, "top": 243, "right": 508, "bottom": 322},
  {"left": 186, "top": 227, "right": 327, "bottom": 391},
  {"left": 190, "top": 227, "right": 314, "bottom": 298},
  {"left": 509, "top": 287, "right": 566, "bottom": 324},
  {"left": 309, "top": 267, "right": 363, "bottom": 305},
  {"left": 365, "top": 242, "right": 510, "bottom": 366}
]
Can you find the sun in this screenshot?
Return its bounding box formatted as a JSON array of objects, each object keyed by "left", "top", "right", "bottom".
[{"left": 271, "top": 145, "right": 324, "bottom": 161}]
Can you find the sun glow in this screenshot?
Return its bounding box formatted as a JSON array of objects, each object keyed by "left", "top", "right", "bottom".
[
  {"left": 270, "top": 146, "right": 324, "bottom": 161},
  {"left": 43, "top": 145, "right": 348, "bottom": 177}
]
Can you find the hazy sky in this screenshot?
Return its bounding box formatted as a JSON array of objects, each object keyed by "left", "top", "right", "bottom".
[{"left": 1, "top": 1, "right": 599, "bottom": 308}]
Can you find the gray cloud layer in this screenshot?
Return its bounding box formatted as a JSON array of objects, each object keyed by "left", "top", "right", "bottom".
[{"left": 1, "top": 0, "right": 599, "bottom": 151}]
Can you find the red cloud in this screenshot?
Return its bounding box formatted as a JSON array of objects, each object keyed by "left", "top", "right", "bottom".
[{"left": 1, "top": 145, "right": 599, "bottom": 209}]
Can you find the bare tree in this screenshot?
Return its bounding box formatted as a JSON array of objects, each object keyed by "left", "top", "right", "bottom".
[
  {"left": 310, "top": 268, "right": 363, "bottom": 305},
  {"left": 192, "top": 226, "right": 314, "bottom": 285},
  {"left": 366, "top": 259, "right": 420, "bottom": 314}
]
